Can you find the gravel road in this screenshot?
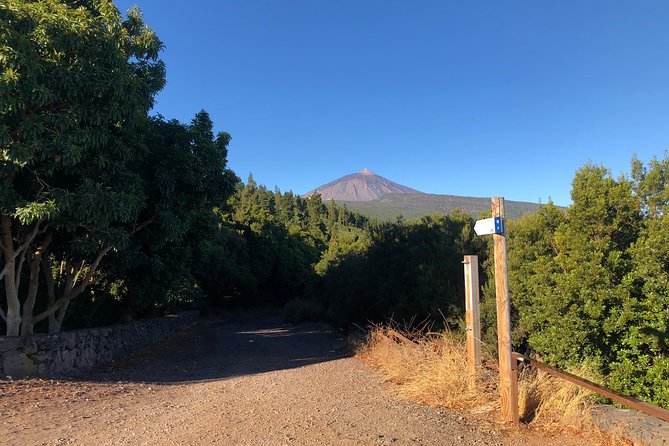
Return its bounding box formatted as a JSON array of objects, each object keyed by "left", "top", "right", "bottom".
[{"left": 1, "top": 312, "right": 592, "bottom": 445}]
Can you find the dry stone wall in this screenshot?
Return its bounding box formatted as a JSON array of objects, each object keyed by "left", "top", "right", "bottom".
[{"left": 0, "top": 311, "right": 198, "bottom": 378}]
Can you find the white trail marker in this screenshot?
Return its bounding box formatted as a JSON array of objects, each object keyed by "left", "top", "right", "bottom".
[{"left": 474, "top": 217, "right": 504, "bottom": 236}]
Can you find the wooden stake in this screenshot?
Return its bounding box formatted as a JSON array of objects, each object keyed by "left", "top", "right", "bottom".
[
  {"left": 492, "top": 197, "right": 519, "bottom": 424},
  {"left": 463, "top": 255, "right": 481, "bottom": 373}
]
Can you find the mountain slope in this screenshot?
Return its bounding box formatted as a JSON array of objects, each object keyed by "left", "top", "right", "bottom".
[
  {"left": 304, "top": 170, "right": 542, "bottom": 220},
  {"left": 341, "top": 193, "right": 541, "bottom": 221},
  {"left": 305, "top": 169, "right": 420, "bottom": 201}
]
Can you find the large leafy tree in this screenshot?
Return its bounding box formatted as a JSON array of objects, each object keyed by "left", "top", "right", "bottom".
[
  {"left": 105, "top": 112, "right": 238, "bottom": 321},
  {"left": 0, "top": 0, "right": 164, "bottom": 335},
  {"left": 60, "top": 112, "right": 238, "bottom": 329},
  {"left": 543, "top": 165, "right": 640, "bottom": 367},
  {"left": 608, "top": 154, "right": 669, "bottom": 406},
  {"left": 508, "top": 165, "right": 641, "bottom": 367},
  {"left": 507, "top": 158, "right": 669, "bottom": 407}
]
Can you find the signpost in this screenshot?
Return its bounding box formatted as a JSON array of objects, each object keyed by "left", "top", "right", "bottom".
[
  {"left": 474, "top": 197, "right": 518, "bottom": 424},
  {"left": 463, "top": 255, "right": 481, "bottom": 373}
]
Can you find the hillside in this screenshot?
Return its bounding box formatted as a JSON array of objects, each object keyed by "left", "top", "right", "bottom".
[
  {"left": 340, "top": 193, "right": 541, "bottom": 221},
  {"left": 304, "top": 170, "right": 540, "bottom": 220}
]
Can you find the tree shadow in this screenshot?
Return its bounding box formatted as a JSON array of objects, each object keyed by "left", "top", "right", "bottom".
[{"left": 82, "top": 312, "right": 349, "bottom": 384}]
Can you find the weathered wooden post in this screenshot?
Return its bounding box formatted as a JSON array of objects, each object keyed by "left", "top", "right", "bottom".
[
  {"left": 492, "top": 197, "right": 519, "bottom": 424},
  {"left": 473, "top": 197, "right": 519, "bottom": 424},
  {"left": 463, "top": 255, "right": 481, "bottom": 373}
]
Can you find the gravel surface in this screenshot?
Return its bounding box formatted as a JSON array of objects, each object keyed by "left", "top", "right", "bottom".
[{"left": 1, "top": 312, "right": 593, "bottom": 445}]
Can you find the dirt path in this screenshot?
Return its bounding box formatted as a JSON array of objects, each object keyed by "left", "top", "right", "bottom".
[{"left": 1, "top": 313, "right": 592, "bottom": 446}]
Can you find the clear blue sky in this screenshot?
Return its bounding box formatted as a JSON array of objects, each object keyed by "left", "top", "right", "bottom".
[{"left": 115, "top": 0, "right": 669, "bottom": 206}]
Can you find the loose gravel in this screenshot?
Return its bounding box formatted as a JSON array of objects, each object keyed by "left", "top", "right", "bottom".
[{"left": 0, "top": 312, "right": 593, "bottom": 446}]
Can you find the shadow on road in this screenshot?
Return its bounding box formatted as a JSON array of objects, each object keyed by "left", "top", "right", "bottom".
[{"left": 85, "top": 312, "right": 350, "bottom": 384}]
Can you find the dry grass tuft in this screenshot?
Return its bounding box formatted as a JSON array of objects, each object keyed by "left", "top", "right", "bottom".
[
  {"left": 519, "top": 368, "right": 638, "bottom": 445},
  {"left": 357, "top": 326, "right": 633, "bottom": 445},
  {"left": 357, "top": 327, "right": 496, "bottom": 410},
  {"left": 518, "top": 365, "right": 595, "bottom": 431}
]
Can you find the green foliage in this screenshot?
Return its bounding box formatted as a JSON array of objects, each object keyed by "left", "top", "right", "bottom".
[
  {"left": 504, "top": 157, "right": 669, "bottom": 409},
  {"left": 0, "top": 2, "right": 236, "bottom": 333},
  {"left": 304, "top": 212, "right": 489, "bottom": 328},
  {"left": 76, "top": 111, "right": 238, "bottom": 323},
  {"left": 1, "top": 0, "right": 165, "bottom": 233},
  {"left": 341, "top": 193, "right": 541, "bottom": 221},
  {"left": 1, "top": 0, "right": 168, "bottom": 335},
  {"left": 209, "top": 180, "right": 367, "bottom": 307}
]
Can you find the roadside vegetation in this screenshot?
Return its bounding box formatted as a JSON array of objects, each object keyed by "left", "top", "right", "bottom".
[{"left": 357, "top": 326, "right": 629, "bottom": 443}]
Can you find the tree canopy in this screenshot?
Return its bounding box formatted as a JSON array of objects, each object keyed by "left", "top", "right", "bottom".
[
  {"left": 503, "top": 157, "right": 669, "bottom": 408},
  {"left": 0, "top": 1, "right": 237, "bottom": 335}
]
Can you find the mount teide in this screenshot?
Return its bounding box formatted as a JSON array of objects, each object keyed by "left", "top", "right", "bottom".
[
  {"left": 304, "top": 168, "right": 419, "bottom": 201},
  {"left": 305, "top": 170, "right": 541, "bottom": 220}
]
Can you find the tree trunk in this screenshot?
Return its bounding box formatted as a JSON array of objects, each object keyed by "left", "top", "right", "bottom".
[
  {"left": 1, "top": 216, "right": 20, "bottom": 336},
  {"left": 42, "top": 256, "right": 57, "bottom": 332},
  {"left": 49, "top": 301, "right": 69, "bottom": 334},
  {"left": 3, "top": 259, "right": 21, "bottom": 336},
  {"left": 1, "top": 216, "right": 44, "bottom": 336},
  {"left": 20, "top": 234, "right": 52, "bottom": 335}
]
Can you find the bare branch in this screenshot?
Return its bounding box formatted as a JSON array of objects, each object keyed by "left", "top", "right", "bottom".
[
  {"left": 63, "top": 261, "right": 76, "bottom": 294},
  {"left": 56, "top": 301, "right": 69, "bottom": 327},
  {"left": 0, "top": 263, "right": 9, "bottom": 282},
  {"left": 0, "top": 217, "right": 50, "bottom": 285},
  {"left": 20, "top": 233, "right": 52, "bottom": 334}
]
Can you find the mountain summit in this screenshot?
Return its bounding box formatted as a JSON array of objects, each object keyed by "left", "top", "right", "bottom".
[{"left": 305, "top": 169, "right": 421, "bottom": 201}]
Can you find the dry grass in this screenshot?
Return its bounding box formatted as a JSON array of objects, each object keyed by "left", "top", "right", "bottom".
[
  {"left": 518, "top": 367, "right": 638, "bottom": 445},
  {"left": 356, "top": 327, "right": 497, "bottom": 410},
  {"left": 357, "top": 326, "right": 634, "bottom": 445},
  {"left": 518, "top": 365, "right": 596, "bottom": 430}
]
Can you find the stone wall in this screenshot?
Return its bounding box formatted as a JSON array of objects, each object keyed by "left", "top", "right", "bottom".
[{"left": 0, "top": 311, "right": 199, "bottom": 378}]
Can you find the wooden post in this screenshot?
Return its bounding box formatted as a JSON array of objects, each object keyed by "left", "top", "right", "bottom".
[
  {"left": 463, "top": 255, "right": 481, "bottom": 373},
  {"left": 492, "top": 197, "right": 519, "bottom": 424}
]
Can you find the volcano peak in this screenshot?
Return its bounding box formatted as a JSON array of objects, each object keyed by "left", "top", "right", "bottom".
[{"left": 305, "top": 170, "right": 420, "bottom": 201}]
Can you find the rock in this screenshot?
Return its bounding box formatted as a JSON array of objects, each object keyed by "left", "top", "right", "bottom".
[
  {"left": 0, "top": 311, "right": 198, "bottom": 378},
  {"left": 0, "top": 337, "right": 20, "bottom": 353},
  {"left": 3, "top": 351, "right": 36, "bottom": 378}
]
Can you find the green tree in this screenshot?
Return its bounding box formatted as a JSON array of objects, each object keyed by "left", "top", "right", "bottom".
[
  {"left": 307, "top": 213, "right": 486, "bottom": 328},
  {"left": 631, "top": 151, "right": 669, "bottom": 219},
  {"left": 0, "top": 1, "right": 164, "bottom": 335},
  {"left": 93, "top": 112, "right": 238, "bottom": 323},
  {"left": 608, "top": 215, "right": 669, "bottom": 406},
  {"left": 485, "top": 202, "right": 565, "bottom": 352},
  {"left": 511, "top": 165, "right": 640, "bottom": 368},
  {"left": 606, "top": 154, "right": 669, "bottom": 406},
  {"left": 505, "top": 158, "right": 669, "bottom": 407}
]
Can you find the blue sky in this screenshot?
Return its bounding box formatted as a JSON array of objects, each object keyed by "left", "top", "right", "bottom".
[{"left": 115, "top": 1, "right": 669, "bottom": 206}]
